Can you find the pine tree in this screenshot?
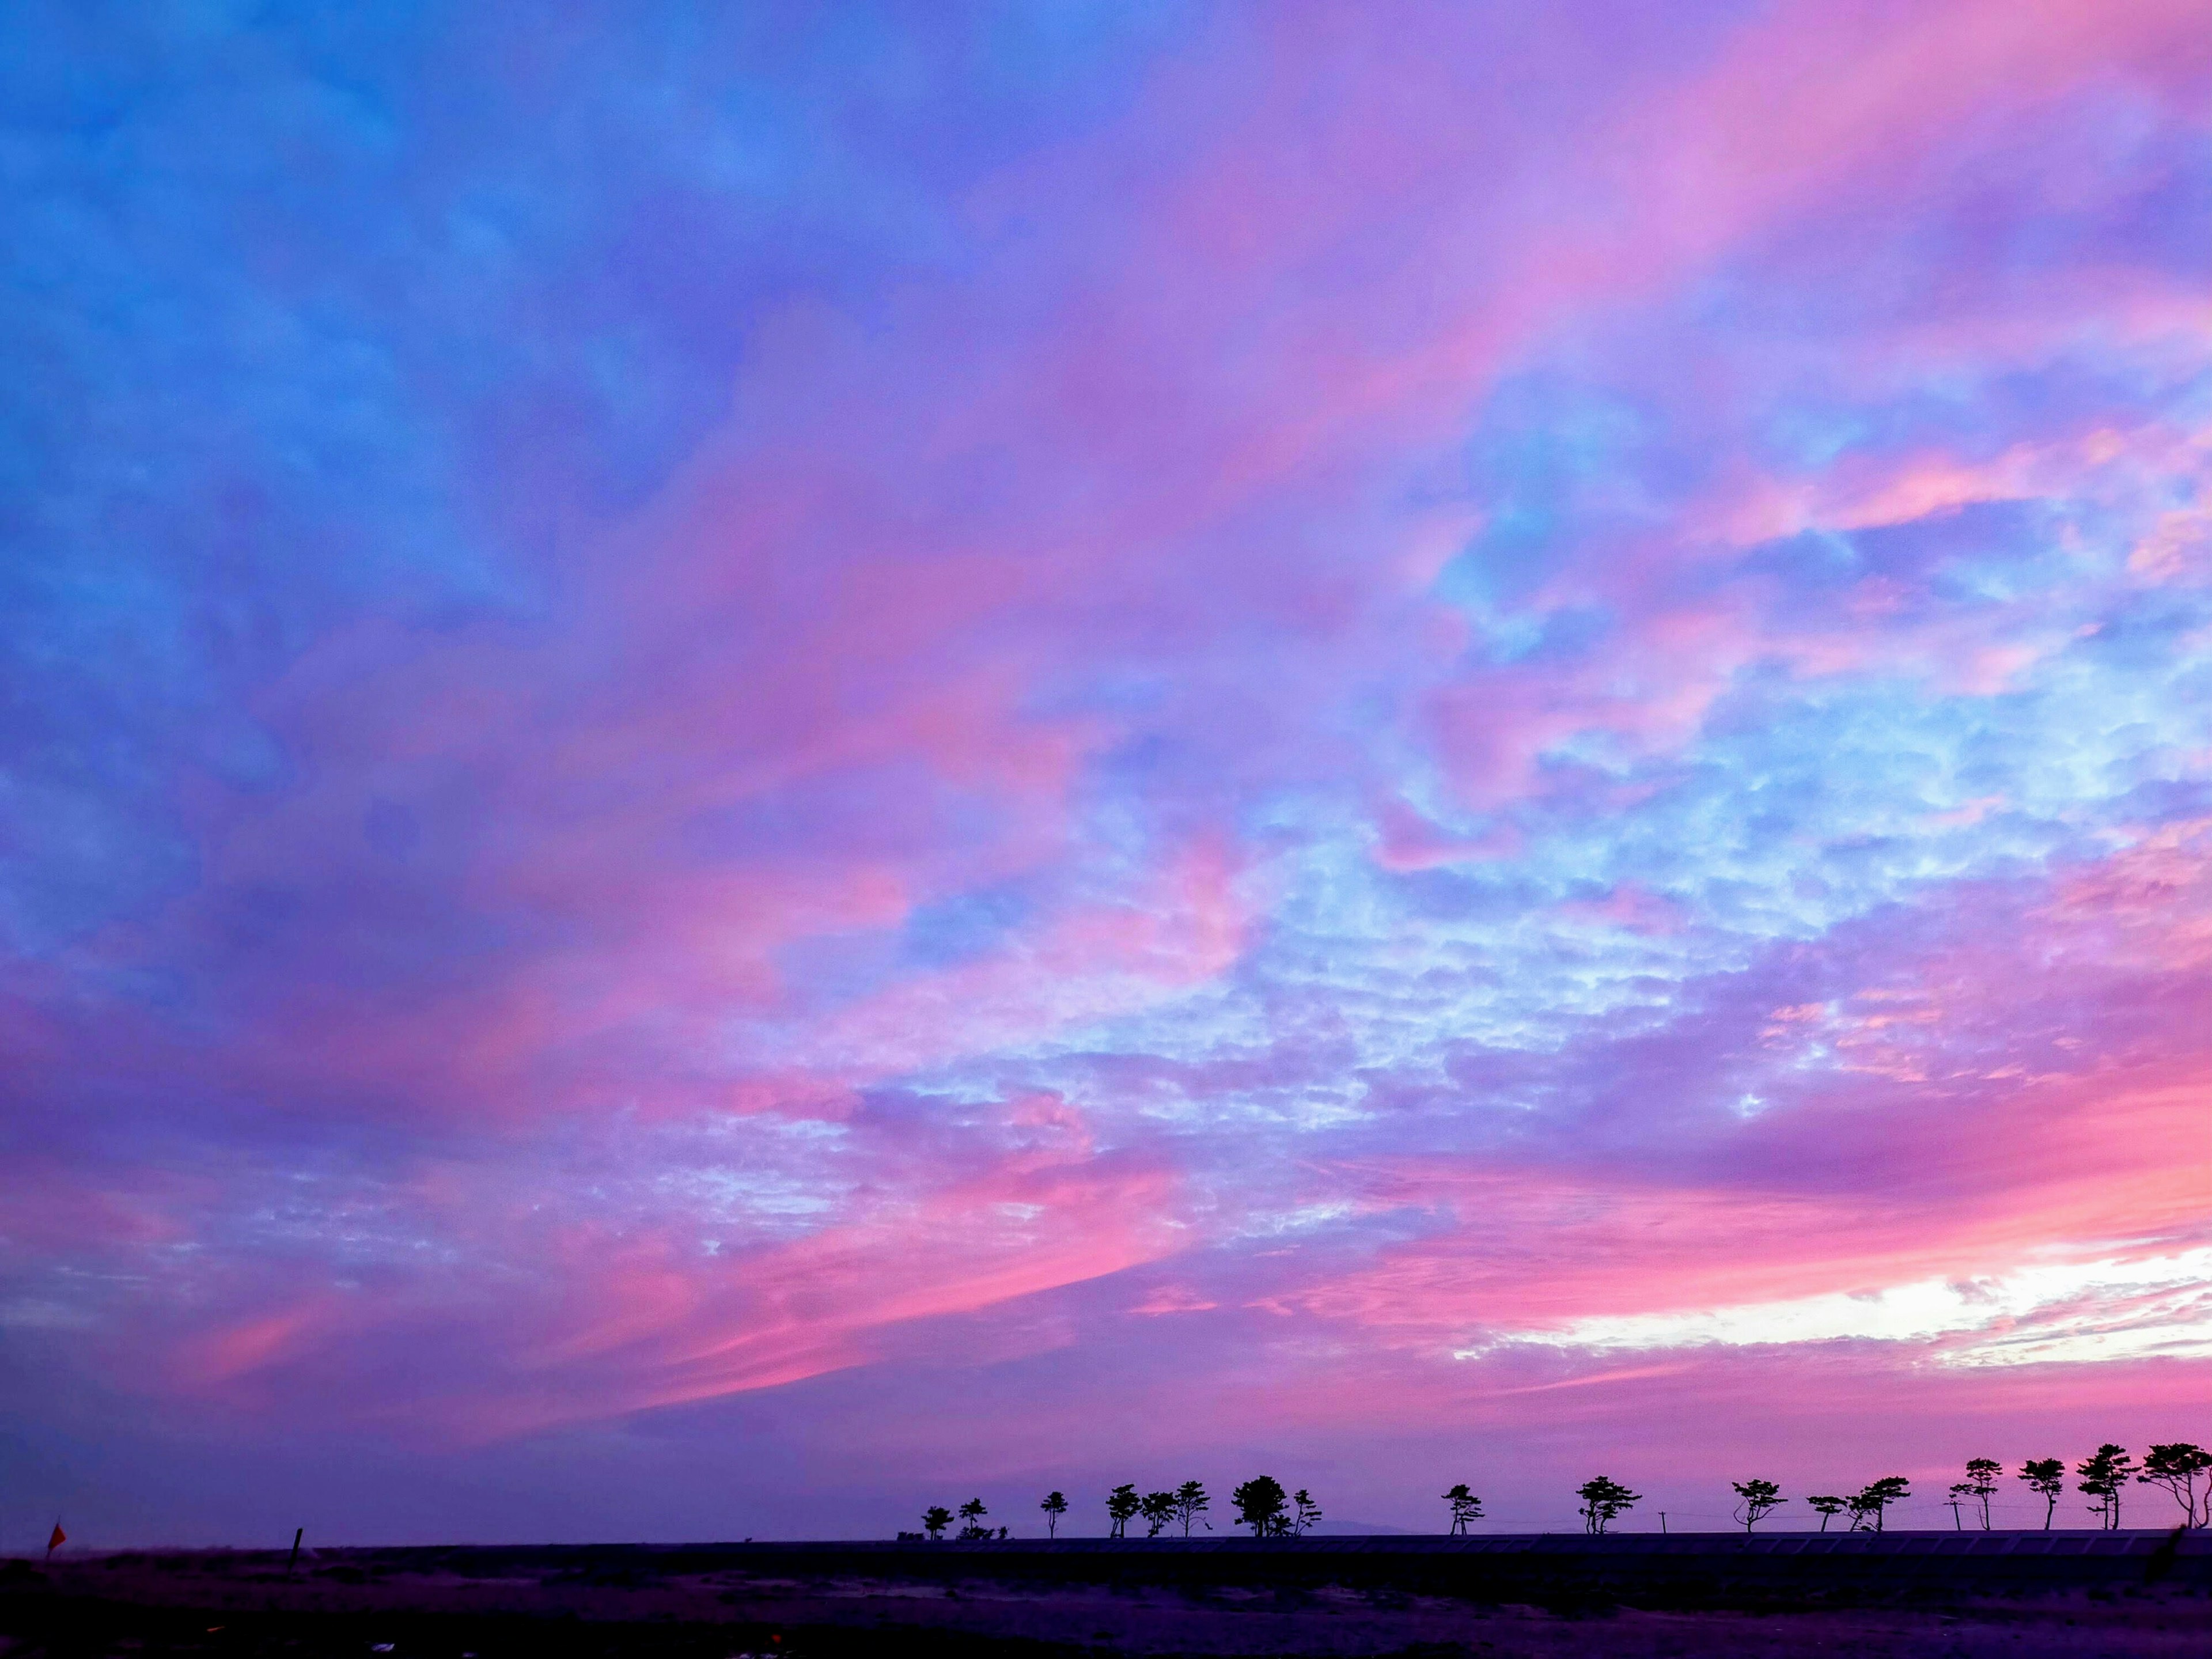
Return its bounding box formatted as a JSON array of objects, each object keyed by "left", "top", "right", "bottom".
[
  {"left": 1105, "top": 1483, "right": 1141, "bottom": 1539},
  {"left": 2017, "top": 1460, "right": 2065, "bottom": 1530},
  {"left": 1442, "top": 1483, "right": 1483, "bottom": 1535},
  {"left": 1575, "top": 1476, "right": 1641, "bottom": 1535},
  {"left": 1172, "top": 1480, "right": 1211, "bottom": 1537},
  {"left": 1231, "top": 1476, "right": 1288, "bottom": 1537},
  {"left": 1730, "top": 1478, "right": 1783, "bottom": 1533},
  {"left": 2077, "top": 1445, "right": 2137, "bottom": 1531}
]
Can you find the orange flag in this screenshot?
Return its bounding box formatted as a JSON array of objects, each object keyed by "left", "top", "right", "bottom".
[{"left": 47, "top": 1522, "right": 65, "bottom": 1555}]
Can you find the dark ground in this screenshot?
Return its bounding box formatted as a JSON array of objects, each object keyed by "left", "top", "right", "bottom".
[{"left": 5, "top": 1533, "right": 2207, "bottom": 1658}]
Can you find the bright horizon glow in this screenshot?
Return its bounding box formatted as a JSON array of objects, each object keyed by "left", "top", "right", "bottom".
[
  {"left": 1, "top": 0, "right": 2208, "bottom": 1545},
  {"left": 1465, "top": 1248, "right": 2212, "bottom": 1366}
]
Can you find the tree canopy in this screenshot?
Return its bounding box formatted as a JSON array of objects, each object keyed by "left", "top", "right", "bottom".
[
  {"left": 2077, "top": 1445, "right": 2137, "bottom": 1531},
  {"left": 1105, "top": 1483, "right": 1141, "bottom": 1539},
  {"left": 1232, "top": 1475, "right": 1289, "bottom": 1537},
  {"left": 1847, "top": 1476, "right": 1910, "bottom": 1532},
  {"left": 2018, "top": 1459, "right": 2065, "bottom": 1529},
  {"left": 2139, "top": 1443, "right": 2212, "bottom": 1529},
  {"left": 1172, "top": 1480, "right": 1211, "bottom": 1537},
  {"left": 1730, "top": 1478, "right": 1783, "bottom": 1532},
  {"left": 1442, "top": 1483, "right": 1483, "bottom": 1535},
  {"left": 1575, "top": 1476, "right": 1641, "bottom": 1535}
]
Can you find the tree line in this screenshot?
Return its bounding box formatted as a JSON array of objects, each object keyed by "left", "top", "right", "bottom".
[{"left": 908, "top": 1441, "right": 2209, "bottom": 1540}]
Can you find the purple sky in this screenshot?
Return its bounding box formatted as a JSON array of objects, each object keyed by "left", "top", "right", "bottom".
[{"left": 2, "top": 0, "right": 2209, "bottom": 1546}]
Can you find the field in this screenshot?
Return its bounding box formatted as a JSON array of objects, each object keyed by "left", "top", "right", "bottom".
[{"left": 4, "top": 1533, "right": 2207, "bottom": 1659}]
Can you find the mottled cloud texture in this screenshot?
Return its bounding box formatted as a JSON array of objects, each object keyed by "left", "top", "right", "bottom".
[{"left": 2, "top": 1, "right": 2208, "bottom": 1544}]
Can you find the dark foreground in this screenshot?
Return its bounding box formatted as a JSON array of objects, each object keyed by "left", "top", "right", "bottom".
[{"left": 5, "top": 1532, "right": 2208, "bottom": 1658}]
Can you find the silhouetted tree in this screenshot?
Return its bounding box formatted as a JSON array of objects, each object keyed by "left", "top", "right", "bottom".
[
  {"left": 1576, "top": 1476, "right": 1641, "bottom": 1535},
  {"left": 1140, "top": 1491, "right": 1176, "bottom": 1537},
  {"left": 1172, "top": 1480, "right": 1211, "bottom": 1536},
  {"left": 922, "top": 1506, "right": 953, "bottom": 1541},
  {"left": 1291, "top": 1489, "right": 1322, "bottom": 1536},
  {"left": 1040, "top": 1490, "right": 1068, "bottom": 1538},
  {"left": 1106, "top": 1483, "right": 1141, "bottom": 1539},
  {"left": 957, "top": 1498, "right": 990, "bottom": 1540},
  {"left": 1232, "top": 1476, "right": 1288, "bottom": 1537},
  {"left": 1958, "top": 1459, "right": 2001, "bottom": 1530},
  {"left": 1944, "top": 1484, "right": 1971, "bottom": 1529},
  {"left": 1806, "top": 1495, "right": 1846, "bottom": 1532},
  {"left": 2077, "top": 1445, "right": 2137, "bottom": 1531},
  {"left": 1442, "top": 1483, "right": 1483, "bottom": 1535},
  {"left": 2139, "top": 1443, "right": 2212, "bottom": 1529},
  {"left": 1847, "top": 1476, "right": 1910, "bottom": 1532},
  {"left": 2018, "top": 1459, "right": 2065, "bottom": 1529},
  {"left": 1730, "top": 1478, "right": 1783, "bottom": 1533}
]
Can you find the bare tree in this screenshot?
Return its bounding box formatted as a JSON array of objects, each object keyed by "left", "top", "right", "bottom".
[
  {"left": 1106, "top": 1483, "right": 1141, "bottom": 1539},
  {"left": 1040, "top": 1490, "right": 1068, "bottom": 1538},
  {"left": 1576, "top": 1476, "right": 1641, "bottom": 1535},
  {"left": 2077, "top": 1445, "right": 2137, "bottom": 1531},
  {"left": 2138, "top": 1444, "right": 2212, "bottom": 1529},
  {"left": 1172, "top": 1480, "right": 1211, "bottom": 1537},
  {"left": 1442, "top": 1483, "right": 1483, "bottom": 1535},
  {"left": 2017, "top": 1459, "right": 2064, "bottom": 1530},
  {"left": 1730, "top": 1478, "right": 1783, "bottom": 1533}
]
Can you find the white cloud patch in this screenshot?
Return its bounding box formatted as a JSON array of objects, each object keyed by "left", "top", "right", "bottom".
[{"left": 1459, "top": 1248, "right": 2212, "bottom": 1366}]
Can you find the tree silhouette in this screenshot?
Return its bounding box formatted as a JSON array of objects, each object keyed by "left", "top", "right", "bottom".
[
  {"left": 1806, "top": 1495, "right": 1846, "bottom": 1533},
  {"left": 1442, "top": 1483, "right": 1483, "bottom": 1535},
  {"left": 921, "top": 1505, "right": 953, "bottom": 1541},
  {"left": 2139, "top": 1443, "right": 2212, "bottom": 1529},
  {"left": 1730, "top": 1478, "right": 1783, "bottom": 1533},
  {"left": 1040, "top": 1490, "right": 1068, "bottom": 1539},
  {"left": 2077, "top": 1445, "right": 2136, "bottom": 1531},
  {"left": 1140, "top": 1490, "right": 1177, "bottom": 1537},
  {"left": 1944, "top": 1483, "right": 1972, "bottom": 1530},
  {"left": 1847, "top": 1476, "right": 1910, "bottom": 1532},
  {"left": 1959, "top": 1459, "right": 2001, "bottom": 1531},
  {"left": 1106, "top": 1483, "right": 1141, "bottom": 1539},
  {"left": 1172, "top": 1480, "right": 1211, "bottom": 1536},
  {"left": 1232, "top": 1476, "right": 1288, "bottom": 1537},
  {"left": 2018, "top": 1459, "right": 2065, "bottom": 1529},
  {"left": 957, "top": 1498, "right": 990, "bottom": 1540},
  {"left": 1291, "top": 1489, "right": 1322, "bottom": 1536},
  {"left": 1575, "top": 1476, "right": 1641, "bottom": 1535}
]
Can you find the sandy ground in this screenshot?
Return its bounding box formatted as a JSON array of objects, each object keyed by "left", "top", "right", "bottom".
[{"left": 4, "top": 1552, "right": 2207, "bottom": 1657}]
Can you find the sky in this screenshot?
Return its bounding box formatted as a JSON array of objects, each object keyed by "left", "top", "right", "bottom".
[{"left": 1, "top": 0, "right": 2209, "bottom": 1547}]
